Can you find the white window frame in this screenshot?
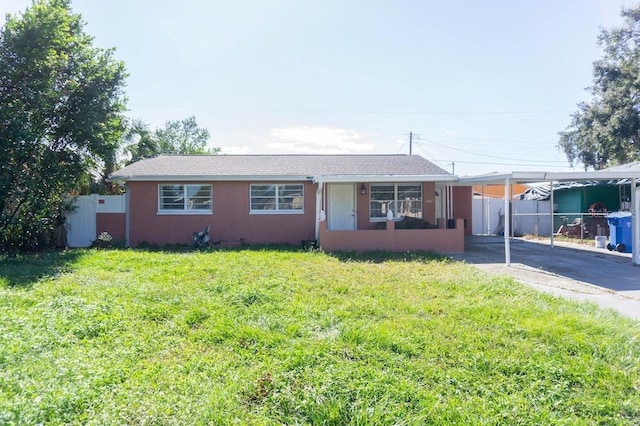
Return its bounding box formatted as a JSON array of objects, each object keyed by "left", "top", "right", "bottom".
[
  {"left": 157, "top": 184, "right": 213, "bottom": 215},
  {"left": 369, "top": 183, "right": 422, "bottom": 221},
  {"left": 250, "top": 183, "right": 304, "bottom": 214}
]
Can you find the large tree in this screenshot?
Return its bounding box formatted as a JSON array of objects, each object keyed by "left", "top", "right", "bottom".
[
  {"left": 0, "top": 0, "right": 127, "bottom": 253},
  {"left": 559, "top": 6, "right": 640, "bottom": 170},
  {"left": 155, "top": 116, "right": 219, "bottom": 155},
  {"left": 115, "top": 116, "right": 218, "bottom": 168}
]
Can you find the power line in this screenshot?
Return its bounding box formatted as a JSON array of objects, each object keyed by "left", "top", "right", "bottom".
[
  {"left": 417, "top": 133, "right": 555, "bottom": 146},
  {"left": 396, "top": 139, "right": 408, "bottom": 154},
  {"left": 433, "top": 159, "right": 573, "bottom": 168},
  {"left": 129, "top": 104, "right": 571, "bottom": 116},
  {"left": 412, "top": 143, "right": 455, "bottom": 171},
  {"left": 410, "top": 131, "right": 413, "bottom": 155},
  {"left": 414, "top": 138, "right": 569, "bottom": 164},
  {"left": 414, "top": 135, "right": 551, "bottom": 155}
]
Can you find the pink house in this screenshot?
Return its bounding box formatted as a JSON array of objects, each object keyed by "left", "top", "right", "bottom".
[{"left": 108, "top": 155, "right": 472, "bottom": 253}]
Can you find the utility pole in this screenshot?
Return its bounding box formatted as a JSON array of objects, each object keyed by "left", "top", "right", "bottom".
[
  {"left": 409, "top": 132, "right": 413, "bottom": 155},
  {"left": 451, "top": 162, "right": 455, "bottom": 175}
]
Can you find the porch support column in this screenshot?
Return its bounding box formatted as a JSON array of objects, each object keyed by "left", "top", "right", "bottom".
[
  {"left": 550, "top": 180, "right": 554, "bottom": 249},
  {"left": 632, "top": 178, "right": 639, "bottom": 265},
  {"left": 504, "top": 177, "right": 511, "bottom": 266},
  {"left": 314, "top": 181, "right": 324, "bottom": 241}
]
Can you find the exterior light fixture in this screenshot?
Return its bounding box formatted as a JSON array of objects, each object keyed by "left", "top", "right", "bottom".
[{"left": 360, "top": 184, "right": 367, "bottom": 195}]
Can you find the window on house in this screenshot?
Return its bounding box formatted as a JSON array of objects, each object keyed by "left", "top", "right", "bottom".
[
  {"left": 158, "top": 184, "right": 212, "bottom": 213},
  {"left": 370, "top": 183, "right": 422, "bottom": 220},
  {"left": 250, "top": 184, "right": 304, "bottom": 213}
]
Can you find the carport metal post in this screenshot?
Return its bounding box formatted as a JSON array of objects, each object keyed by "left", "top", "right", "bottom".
[
  {"left": 504, "top": 177, "right": 511, "bottom": 265},
  {"left": 481, "top": 185, "right": 485, "bottom": 235},
  {"left": 633, "top": 178, "right": 639, "bottom": 265},
  {"left": 550, "top": 181, "right": 554, "bottom": 248}
]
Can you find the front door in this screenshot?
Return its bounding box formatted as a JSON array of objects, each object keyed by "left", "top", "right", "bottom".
[{"left": 328, "top": 184, "right": 356, "bottom": 230}]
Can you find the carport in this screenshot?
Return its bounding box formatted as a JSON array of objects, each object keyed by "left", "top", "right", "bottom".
[{"left": 459, "top": 165, "right": 640, "bottom": 266}]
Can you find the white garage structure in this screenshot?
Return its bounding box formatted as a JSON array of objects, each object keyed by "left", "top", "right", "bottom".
[{"left": 459, "top": 164, "right": 640, "bottom": 266}]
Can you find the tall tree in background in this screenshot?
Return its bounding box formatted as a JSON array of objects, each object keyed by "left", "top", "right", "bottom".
[
  {"left": 114, "top": 116, "right": 217, "bottom": 168},
  {"left": 0, "top": 0, "right": 127, "bottom": 253},
  {"left": 558, "top": 5, "right": 640, "bottom": 170},
  {"left": 121, "top": 118, "right": 159, "bottom": 164},
  {"left": 155, "top": 116, "right": 219, "bottom": 155}
]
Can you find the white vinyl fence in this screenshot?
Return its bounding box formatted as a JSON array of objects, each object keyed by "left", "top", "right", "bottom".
[
  {"left": 472, "top": 198, "right": 504, "bottom": 235},
  {"left": 66, "top": 194, "right": 125, "bottom": 247},
  {"left": 66, "top": 195, "right": 96, "bottom": 248},
  {"left": 513, "top": 199, "right": 552, "bottom": 237},
  {"left": 472, "top": 198, "right": 552, "bottom": 236}
]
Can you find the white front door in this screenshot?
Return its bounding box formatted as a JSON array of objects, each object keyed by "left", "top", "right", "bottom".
[{"left": 328, "top": 184, "right": 356, "bottom": 230}]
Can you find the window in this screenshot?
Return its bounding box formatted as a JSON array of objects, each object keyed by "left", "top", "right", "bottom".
[
  {"left": 370, "top": 183, "right": 422, "bottom": 220},
  {"left": 250, "top": 184, "right": 304, "bottom": 213},
  {"left": 158, "top": 184, "right": 212, "bottom": 214}
]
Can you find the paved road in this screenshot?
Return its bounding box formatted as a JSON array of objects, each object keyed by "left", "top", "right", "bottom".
[{"left": 451, "top": 236, "right": 640, "bottom": 321}]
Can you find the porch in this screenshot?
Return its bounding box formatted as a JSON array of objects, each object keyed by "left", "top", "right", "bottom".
[{"left": 318, "top": 218, "right": 465, "bottom": 253}]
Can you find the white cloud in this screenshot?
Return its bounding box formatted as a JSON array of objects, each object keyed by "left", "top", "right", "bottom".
[{"left": 268, "top": 126, "right": 375, "bottom": 154}]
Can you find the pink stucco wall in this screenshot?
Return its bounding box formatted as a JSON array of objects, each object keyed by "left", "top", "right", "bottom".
[
  {"left": 96, "top": 213, "right": 125, "bottom": 242},
  {"left": 319, "top": 219, "right": 465, "bottom": 253},
  {"left": 452, "top": 186, "right": 473, "bottom": 235},
  {"left": 423, "top": 182, "right": 437, "bottom": 225},
  {"left": 356, "top": 184, "right": 376, "bottom": 230},
  {"left": 124, "top": 180, "right": 472, "bottom": 248},
  {"left": 127, "top": 181, "right": 317, "bottom": 246}
]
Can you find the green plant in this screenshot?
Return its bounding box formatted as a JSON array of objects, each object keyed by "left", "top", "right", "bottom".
[
  {"left": 91, "top": 232, "right": 113, "bottom": 249},
  {"left": 0, "top": 0, "right": 127, "bottom": 254}
]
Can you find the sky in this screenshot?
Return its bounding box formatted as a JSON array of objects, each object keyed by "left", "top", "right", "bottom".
[{"left": 2, "top": 0, "right": 638, "bottom": 176}]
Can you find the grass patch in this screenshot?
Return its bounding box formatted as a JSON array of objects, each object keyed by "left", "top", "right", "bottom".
[
  {"left": 0, "top": 248, "right": 638, "bottom": 424},
  {"left": 0, "top": 250, "right": 82, "bottom": 288}
]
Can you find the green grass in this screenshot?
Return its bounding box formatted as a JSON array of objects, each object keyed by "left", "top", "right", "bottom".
[{"left": 0, "top": 248, "right": 638, "bottom": 425}]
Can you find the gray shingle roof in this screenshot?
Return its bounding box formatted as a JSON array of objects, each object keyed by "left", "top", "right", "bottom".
[{"left": 109, "top": 155, "right": 451, "bottom": 181}]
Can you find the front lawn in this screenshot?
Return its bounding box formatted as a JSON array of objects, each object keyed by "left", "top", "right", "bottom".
[{"left": 0, "top": 248, "right": 638, "bottom": 424}]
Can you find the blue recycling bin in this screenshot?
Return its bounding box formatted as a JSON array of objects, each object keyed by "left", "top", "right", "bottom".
[{"left": 607, "top": 212, "right": 633, "bottom": 253}]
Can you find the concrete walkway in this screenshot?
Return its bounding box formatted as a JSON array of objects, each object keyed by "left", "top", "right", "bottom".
[{"left": 451, "top": 236, "right": 640, "bottom": 321}]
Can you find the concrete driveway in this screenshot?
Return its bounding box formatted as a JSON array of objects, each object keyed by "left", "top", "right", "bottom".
[{"left": 452, "top": 236, "right": 640, "bottom": 321}]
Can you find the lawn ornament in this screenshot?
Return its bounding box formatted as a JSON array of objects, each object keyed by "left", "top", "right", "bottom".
[{"left": 193, "top": 225, "right": 210, "bottom": 249}]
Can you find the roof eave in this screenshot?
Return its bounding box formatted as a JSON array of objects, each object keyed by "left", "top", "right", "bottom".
[
  {"left": 459, "top": 170, "right": 640, "bottom": 185},
  {"left": 107, "top": 175, "right": 314, "bottom": 182},
  {"left": 313, "top": 174, "right": 456, "bottom": 183},
  {"left": 109, "top": 174, "right": 457, "bottom": 183},
  {"left": 547, "top": 171, "right": 640, "bottom": 181}
]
